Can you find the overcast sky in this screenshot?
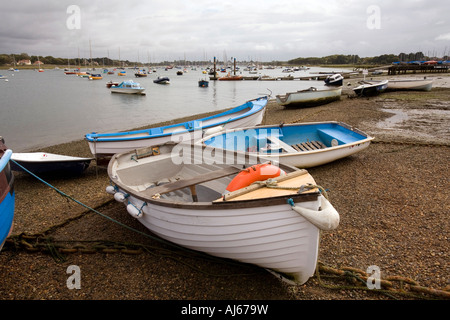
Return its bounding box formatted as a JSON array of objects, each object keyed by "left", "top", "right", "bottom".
[{"left": 1, "top": 0, "right": 449, "bottom": 62}]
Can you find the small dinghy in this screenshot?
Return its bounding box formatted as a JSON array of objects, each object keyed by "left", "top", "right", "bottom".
[
  {"left": 107, "top": 143, "right": 340, "bottom": 284},
  {"left": 10, "top": 152, "right": 93, "bottom": 175},
  {"left": 353, "top": 80, "right": 388, "bottom": 96},
  {"left": 275, "top": 87, "right": 342, "bottom": 108},
  {"left": 199, "top": 121, "right": 374, "bottom": 168}
]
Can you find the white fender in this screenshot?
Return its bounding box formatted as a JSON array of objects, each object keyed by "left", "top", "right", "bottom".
[
  {"left": 203, "top": 125, "right": 224, "bottom": 137},
  {"left": 106, "top": 185, "right": 116, "bottom": 195},
  {"left": 127, "top": 203, "right": 143, "bottom": 219},
  {"left": 114, "top": 192, "right": 127, "bottom": 202},
  {"left": 291, "top": 195, "right": 340, "bottom": 231}
]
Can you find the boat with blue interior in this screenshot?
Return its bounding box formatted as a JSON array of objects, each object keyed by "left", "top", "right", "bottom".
[
  {"left": 199, "top": 121, "right": 374, "bottom": 168},
  {"left": 85, "top": 96, "right": 269, "bottom": 159}
]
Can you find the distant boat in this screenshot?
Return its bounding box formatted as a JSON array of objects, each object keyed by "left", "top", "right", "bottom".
[
  {"left": 385, "top": 78, "right": 433, "bottom": 91},
  {"left": 107, "top": 143, "right": 340, "bottom": 285},
  {"left": 10, "top": 152, "right": 93, "bottom": 175},
  {"left": 177, "top": 71, "right": 183, "bottom": 75},
  {"left": 324, "top": 74, "right": 344, "bottom": 86},
  {"left": 106, "top": 80, "right": 119, "bottom": 88},
  {"left": 85, "top": 96, "right": 269, "bottom": 159},
  {"left": 118, "top": 70, "right": 126, "bottom": 76},
  {"left": 89, "top": 74, "right": 103, "bottom": 80},
  {"left": 0, "top": 137, "right": 15, "bottom": 251},
  {"left": 353, "top": 80, "right": 388, "bottom": 96},
  {"left": 199, "top": 121, "right": 374, "bottom": 168},
  {"left": 276, "top": 87, "right": 342, "bottom": 108},
  {"left": 110, "top": 80, "right": 146, "bottom": 94},
  {"left": 153, "top": 76, "right": 170, "bottom": 84},
  {"left": 218, "top": 73, "right": 243, "bottom": 81},
  {"left": 198, "top": 79, "right": 209, "bottom": 87},
  {"left": 135, "top": 70, "right": 148, "bottom": 77}
]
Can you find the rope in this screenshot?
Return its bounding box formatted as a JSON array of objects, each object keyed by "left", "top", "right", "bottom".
[{"left": 251, "top": 179, "right": 329, "bottom": 199}]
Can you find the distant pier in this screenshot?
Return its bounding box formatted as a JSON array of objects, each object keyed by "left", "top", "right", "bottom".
[{"left": 388, "top": 64, "right": 448, "bottom": 75}]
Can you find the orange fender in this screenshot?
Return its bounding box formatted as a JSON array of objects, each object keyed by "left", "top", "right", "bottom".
[{"left": 225, "top": 163, "right": 285, "bottom": 193}]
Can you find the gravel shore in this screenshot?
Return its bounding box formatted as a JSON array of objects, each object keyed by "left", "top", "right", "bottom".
[{"left": 1, "top": 74, "right": 449, "bottom": 303}]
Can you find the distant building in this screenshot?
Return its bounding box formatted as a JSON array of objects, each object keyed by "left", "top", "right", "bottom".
[
  {"left": 18, "top": 59, "right": 32, "bottom": 65},
  {"left": 33, "top": 60, "right": 44, "bottom": 65}
]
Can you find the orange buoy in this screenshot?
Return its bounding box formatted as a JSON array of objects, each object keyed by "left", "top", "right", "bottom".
[{"left": 225, "top": 163, "right": 285, "bottom": 193}]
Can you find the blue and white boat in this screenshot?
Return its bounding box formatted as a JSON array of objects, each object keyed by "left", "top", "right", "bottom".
[
  {"left": 85, "top": 96, "right": 268, "bottom": 158},
  {"left": 0, "top": 137, "right": 15, "bottom": 251},
  {"left": 110, "top": 80, "right": 145, "bottom": 94},
  {"left": 353, "top": 80, "right": 388, "bottom": 96},
  {"left": 199, "top": 121, "right": 374, "bottom": 168}
]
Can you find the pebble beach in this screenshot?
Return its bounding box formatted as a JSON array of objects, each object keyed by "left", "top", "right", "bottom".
[{"left": 0, "top": 73, "right": 449, "bottom": 303}]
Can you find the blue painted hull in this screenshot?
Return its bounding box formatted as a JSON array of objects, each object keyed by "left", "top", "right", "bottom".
[{"left": 0, "top": 145, "right": 15, "bottom": 249}]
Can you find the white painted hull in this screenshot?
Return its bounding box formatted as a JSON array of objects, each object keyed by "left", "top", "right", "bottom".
[
  {"left": 121, "top": 193, "right": 320, "bottom": 284},
  {"left": 110, "top": 88, "right": 145, "bottom": 94},
  {"left": 107, "top": 145, "right": 339, "bottom": 284},
  {"left": 87, "top": 106, "right": 266, "bottom": 157},
  {"left": 276, "top": 87, "right": 342, "bottom": 107},
  {"left": 254, "top": 140, "right": 373, "bottom": 168},
  {"left": 387, "top": 79, "right": 433, "bottom": 91}
]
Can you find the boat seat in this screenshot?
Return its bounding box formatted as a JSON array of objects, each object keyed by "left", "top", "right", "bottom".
[
  {"left": 143, "top": 166, "right": 241, "bottom": 201},
  {"left": 291, "top": 141, "right": 326, "bottom": 152},
  {"left": 266, "top": 136, "right": 298, "bottom": 153}
]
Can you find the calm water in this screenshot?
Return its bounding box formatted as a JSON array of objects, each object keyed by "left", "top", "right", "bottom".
[{"left": 0, "top": 66, "right": 350, "bottom": 152}]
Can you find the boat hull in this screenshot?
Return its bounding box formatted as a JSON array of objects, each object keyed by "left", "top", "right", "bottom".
[
  {"left": 0, "top": 145, "right": 15, "bottom": 251},
  {"left": 10, "top": 153, "right": 93, "bottom": 175},
  {"left": 276, "top": 87, "right": 342, "bottom": 108},
  {"left": 386, "top": 79, "right": 433, "bottom": 91},
  {"left": 200, "top": 122, "right": 374, "bottom": 168},
  {"left": 107, "top": 146, "right": 337, "bottom": 284},
  {"left": 86, "top": 97, "right": 268, "bottom": 158},
  {"left": 353, "top": 80, "right": 388, "bottom": 96}
]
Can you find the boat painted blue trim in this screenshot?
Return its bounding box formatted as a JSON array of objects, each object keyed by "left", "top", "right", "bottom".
[
  {"left": 85, "top": 96, "right": 268, "bottom": 142},
  {"left": 0, "top": 191, "right": 15, "bottom": 245},
  {"left": 203, "top": 122, "right": 369, "bottom": 152},
  {"left": 0, "top": 149, "right": 14, "bottom": 246},
  {"left": 0, "top": 150, "right": 12, "bottom": 173}
]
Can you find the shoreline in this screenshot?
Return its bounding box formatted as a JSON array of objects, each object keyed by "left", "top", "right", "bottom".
[{"left": 0, "top": 78, "right": 449, "bottom": 300}]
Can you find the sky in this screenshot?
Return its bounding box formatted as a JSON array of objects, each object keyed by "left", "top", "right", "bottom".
[{"left": 0, "top": 0, "right": 449, "bottom": 63}]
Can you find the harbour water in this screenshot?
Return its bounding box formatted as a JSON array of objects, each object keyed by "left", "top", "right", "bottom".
[{"left": 0, "top": 66, "right": 350, "bottom": 152}]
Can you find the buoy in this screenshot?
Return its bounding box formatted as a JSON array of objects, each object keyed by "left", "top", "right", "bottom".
[{"left": 225, "top": 163, "right": 285, "bottom": 193}]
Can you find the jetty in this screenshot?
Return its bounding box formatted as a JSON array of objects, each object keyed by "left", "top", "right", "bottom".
[{"left": 388, "top": 64, "right": 448, "bottom": 75}]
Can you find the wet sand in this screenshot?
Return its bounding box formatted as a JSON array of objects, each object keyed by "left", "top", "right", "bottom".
[{"left": 0, "top": 74, "right": 449, "bottom": 303}]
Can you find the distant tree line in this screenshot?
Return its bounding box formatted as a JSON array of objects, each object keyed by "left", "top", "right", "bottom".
[
  {"left": 1, "top": 51, "right": 448, "bottom": 67},
  {"left": 288, "top": 52, "right": 448, "bottom": 65}
]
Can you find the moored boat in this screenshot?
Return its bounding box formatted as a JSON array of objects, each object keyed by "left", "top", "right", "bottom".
[
  {"left": 276, "top": 87, "right": 342, "bottom": 108},
  {"left": 199, "top": 121, "right": 374, "bottom": 168},
  {"left": 10, "top": 152, "right": 93, "bottom": 175},
  {"left": 324, "top": 73, "right": 344, "bottom": 86},
  {"left": 198, "top": 79, "right": 209, "bottom": 87},
  {"left": 153, "top": 76, "right": 170, "bottom": 84},
  {"left": 85, "top": 96, "right": 269, "bottom": 159},
  {"left": 353, "top": 80, "right": 388, "bottom": 96},
  {"left": 89, "top": 74, "right": 103, "bottom": 80},
  {"left": 218, "top": 73, "right": 243, "bottom": 81},
  {"left": 110, "top": 80, "right": 146, "bottom": 94},
  {"left": 386, "top": 78, "right": 433, "bottom": 91},
  {"left": 0, "top": 137, "right": 15, "bottom": 251},
  {"left": 107, "top": 143, "right": 340, "bottom": 284},
  {"left": 106, "top": 81, "right": 119, "bottom": 88}
]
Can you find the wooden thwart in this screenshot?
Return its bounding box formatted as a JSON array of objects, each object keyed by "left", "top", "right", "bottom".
[
  {"left": 144, "top": 166, "right": 241, "bottom": 201},
  {"left": 291, "top": 140, "right": 326, "bottom": 152},
  {"left": 215, "top": 169, "right": 316, "bottom": 202}
]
